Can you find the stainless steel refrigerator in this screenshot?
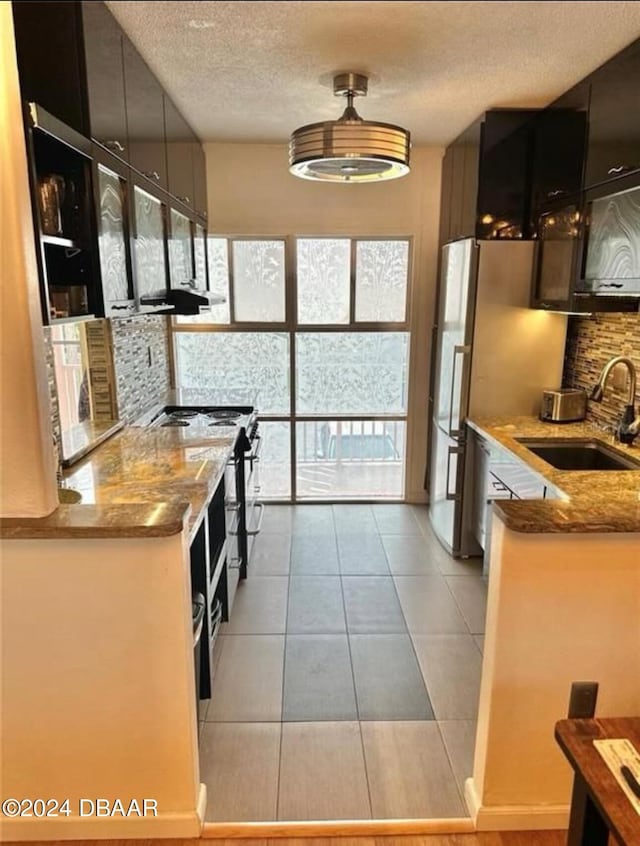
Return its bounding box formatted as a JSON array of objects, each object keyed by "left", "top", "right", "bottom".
[{"left": 427, "top": 239, "right": 567, "bottom": 557}]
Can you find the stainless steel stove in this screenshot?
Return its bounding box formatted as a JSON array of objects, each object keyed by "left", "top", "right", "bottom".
[{"left": 148, "top": 404, "right": 262, "bottom": 580}]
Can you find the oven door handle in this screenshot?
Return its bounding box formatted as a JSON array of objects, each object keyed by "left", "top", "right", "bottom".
[
  {"left": 248, "top": 434, "right": 262, "bottom": 463},
  {"left": 246, "top": 502, "right": 265, "bottom": 536}
]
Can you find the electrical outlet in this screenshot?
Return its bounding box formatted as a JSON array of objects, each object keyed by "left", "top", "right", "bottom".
[
  {"left": 612, "top": 364, "right": 628, "bottom": 391},
  {"left": 568, "top": 681, "right": 599, "bottom": 718}
]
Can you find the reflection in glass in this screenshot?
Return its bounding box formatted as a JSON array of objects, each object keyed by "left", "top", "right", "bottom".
[
  {"left": 297, "top": 420, "right": 405, "bottom": 499},
  {"left": 296, "top": 332, "right": 409, "bottom": 414},
  {"left": 50, "top": 319, "right": 119, "bottom": 462},
  {"left": 355, "top": 240, "right": 409, "bottom": 322},
  {"left": 169, "top": 208, "right": 193, "bottom": 288},
  {"left": 97, "top": 166, "right": 128, "bottom": 303},
  {"left": 297, "top": 238, "right": 350, "bottom": 324},
  {"left": 233, "top": 240, "right": 286, "bottom": 322},
  {"left": 133, "top": 187, "right": 166, "bottom": 299},
  {"left": 194, "top": 223, "right": 207, "bottom": 286},
  {"left": 258, "top": 421, "right": 291, "bottom": 499}
]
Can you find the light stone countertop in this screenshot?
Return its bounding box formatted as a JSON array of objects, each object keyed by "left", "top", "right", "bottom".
[
  {"left": 468, "top": 416, "right": 640, "bottom": 533},
  {"left": 61, "top": 419, "right": 124, "bottom": 466},
  {"left": 1, "top": 427, "right": 237, "bottom": 541}
]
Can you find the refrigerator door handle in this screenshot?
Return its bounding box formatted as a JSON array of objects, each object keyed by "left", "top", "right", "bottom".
[
  {"left": 445, "top": 445, "right": 464, "bottom": 501},
  {"left": 448, "top": 345, "right": 471, "bottom": 437}
]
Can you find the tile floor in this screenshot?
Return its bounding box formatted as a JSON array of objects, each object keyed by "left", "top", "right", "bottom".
[{"left": 199, "top": 503, "right": 487, "bottom": 822}]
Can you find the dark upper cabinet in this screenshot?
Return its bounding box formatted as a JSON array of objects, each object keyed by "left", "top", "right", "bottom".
[
  {"left": 193, "top": 143, "right": 208, "bottom": 220},
  {"left": 441, "top": 110, "right": 536, "bottom": 243},
  {"left": 585, "top": 40, "right": 640, "bottom": 189},
  {"left": 529, "top": 82, "right": 589, "bottom": 213},
  {"left": 81, "top": 1, "right": 128, "bottom": 159},
  {"left": 12, "top": 2, "right": 88, "bottom": 136},
  {"left": 122, "top": 36, "right": 167, "bottom": 189},
  {"left": 164, "top": 96, "right": 196, "bottom": 207}
]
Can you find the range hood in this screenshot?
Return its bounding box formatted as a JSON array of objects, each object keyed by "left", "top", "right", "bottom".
[{"left": 140, "top": 282, "right": 226, "bottom": 315}]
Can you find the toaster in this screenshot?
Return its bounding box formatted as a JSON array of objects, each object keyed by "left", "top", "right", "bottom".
[{"left": 540, "top": 388, "right": 587, "bottom": 423}]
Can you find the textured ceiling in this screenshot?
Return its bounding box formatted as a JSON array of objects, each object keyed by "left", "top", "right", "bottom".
[{"left": 106, "top": 1, "right": 640, "bottom": 145}]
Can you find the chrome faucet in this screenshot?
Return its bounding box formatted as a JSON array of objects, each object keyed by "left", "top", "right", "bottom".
[{"left": 590, "top": 356, "right": 640, "bottom": 444}]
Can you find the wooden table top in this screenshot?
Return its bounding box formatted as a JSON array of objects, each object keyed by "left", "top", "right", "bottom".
[{"left": 555, "top": 717, "right": 640, "bottom": 846}]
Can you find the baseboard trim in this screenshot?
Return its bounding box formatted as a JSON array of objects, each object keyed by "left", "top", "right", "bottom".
[
  {"left": 464, "top": 778, "right": 569, "bottom": 832},
  {"left": 201, "top": 818, "right": 475, "bottom": 838},
  {"left": 0, "top": 807, "right": 203, "bottom": 841}
]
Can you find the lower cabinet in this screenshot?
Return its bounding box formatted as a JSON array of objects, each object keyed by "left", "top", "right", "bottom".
[{"left": 471, "top": 429, "right": 555, "bottom": 575}]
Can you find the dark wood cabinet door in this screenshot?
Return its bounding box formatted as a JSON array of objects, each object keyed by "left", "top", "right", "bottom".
[
  {"left": 531, "top": 199, "right": 582, "bottom": 308},
  {"left": 477, "top": 111, "right": 537, "bottom": 239},
  {"left": 193, "top": 143, "right": 208, "bottom": 220},
  {"left": 530, "top": 82, "right": 589, "bottom": 211},
  {"left": 585, "top": 41, "right": 640, "bottom": 188},
  {"left": 164, "top": 97, "right": 195, "bottom": 207},
  {"left": 81, "top": 1, "right": 127, "bottom": 159},
  {"left": 122, "top": 36, "right": 167, "bottom": 189},
  {"left": 12, "top": 2, "right": 88, "bottom": 136}
]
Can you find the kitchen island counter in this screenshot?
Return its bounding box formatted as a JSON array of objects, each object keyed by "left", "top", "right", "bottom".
[
  {"left": 467, "top": 416, "right": 640, "bottom": 533},
  {"left": 0, "top": 427, "right": 237, "bottom": 541}
]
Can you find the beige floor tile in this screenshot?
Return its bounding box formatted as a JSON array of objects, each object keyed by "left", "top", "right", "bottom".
[
  {"left": 251, "top": 533, "right": 291, "bottom": 576},
  {"left": 474, "top": 634, "right": 485, "bottom": 654},
  {"left": 222, "top": 576, "right": 289, "bottom": 634},
  {"left": 278, "top": 722, "right": 371, "bottom": 820},
  {"left": 200, "top": 722, "right": 280, "bottom": 821},
  {"left": 372, "top": 504, "right": 421, "bottom": 534},
  {"left": 381, "top": 535, "right": 441, "bottom": 575},
  {"left": 360, "top": 721, "right": 466, "bottom": 818},
  {"left": 393, "top": 575, "right": 468, "bottom": 634},
  {"left": 445, "top": 576, "right": 488, "bottom": 634},
  {"left": 412, "top": 634, "right": 482, "bottom": 720},
  {"left": 439, "top": 720, "right": 478, "bottom": 800},
  {"left": 207, "top": 635, "right": 284, "bottom": 721},
  {"left": 261, "top": 505, "right": 293, "bottom": 533}
]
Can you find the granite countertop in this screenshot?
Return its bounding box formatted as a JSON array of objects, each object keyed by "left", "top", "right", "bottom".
[
  {"left": 468, "top": 416, "right": 640, "bottom": 534},
  {"left": 1, "top": 427, "right": 237, "bottom": 541},
  {"left": 61, "top": 419, "right": 124, "bottom": 467}
]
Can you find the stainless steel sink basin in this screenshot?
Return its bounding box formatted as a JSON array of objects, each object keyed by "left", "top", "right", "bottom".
[{"left": 515, "top": 438, "right": 640, "bottom": 471}]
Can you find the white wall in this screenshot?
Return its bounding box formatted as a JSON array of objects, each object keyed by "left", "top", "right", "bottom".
[{"left": 204, "top": 142, "right": 443, "bottom": 501}]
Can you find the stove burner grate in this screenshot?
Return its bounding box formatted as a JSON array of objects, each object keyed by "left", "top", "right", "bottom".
[
  {"left": 169, "top": 410, "right": 199, "bottom": 419},
  {"left": 205, "top": 409, "right": 242, "bottom": 420},
  {"left": 161, "top": 419, "right": 190, "bottom": 427}
]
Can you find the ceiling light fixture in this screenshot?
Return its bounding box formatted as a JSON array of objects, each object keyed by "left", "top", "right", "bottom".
[{"left": 289, "top": 72, "right": 411, "bottom": 183}]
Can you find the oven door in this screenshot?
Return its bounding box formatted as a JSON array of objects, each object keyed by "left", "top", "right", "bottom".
[{"left": 244, "top": 431, "right": 264, "bottom": 559}]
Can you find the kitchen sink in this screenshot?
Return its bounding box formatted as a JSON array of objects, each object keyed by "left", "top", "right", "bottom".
[{"left": 515, "top": 439, "right": 640, "bottom": 471}]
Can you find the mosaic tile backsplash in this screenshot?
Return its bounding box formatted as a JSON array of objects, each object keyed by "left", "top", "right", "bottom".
[
  {"left": 563, "top": 312, "right": 640, "bottom": 430},
  {"left": 111, "top": 315, "right": 171, "bottom": 422}
]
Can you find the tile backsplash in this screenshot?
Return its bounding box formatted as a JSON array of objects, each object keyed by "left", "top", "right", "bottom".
[
  {"left": 563, "top": 312, "right": 640, "bottom": 429},
  {"left": 111, "top": 315, "right": 171, "bottom": 422}
]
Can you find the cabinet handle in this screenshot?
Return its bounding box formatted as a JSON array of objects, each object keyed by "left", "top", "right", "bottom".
[
  {"left": 178, "top": 195, "right": 191, "bottom": 204},
  {"left": 607, "top": 165, "right": 636, "bottom": 176},
  {"left": 144, "top": 171, "right": 160, "bottom": 181},
  {"left": 111, "top": 304, "right": 133, "bottom": 311},
  {"left": 596, "top": 282, "right": 624, "bottom": 289},
  {"left": 547, "top": 190, "right": 563, "bottom": 197},
  {"left": 104, "top": 140, "right": 124, "bottom": 152}
]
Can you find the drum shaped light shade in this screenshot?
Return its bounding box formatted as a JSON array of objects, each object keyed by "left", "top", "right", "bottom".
[{"left": 288, "top": 74, "right": 411, "bottom": 183}]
